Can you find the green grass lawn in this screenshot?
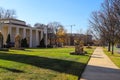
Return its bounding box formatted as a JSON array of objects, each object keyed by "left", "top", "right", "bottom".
[
  {"left": 0, "top": 47, "right": 95, "bottom": 80},
  {"left": 103, "top": 48, "right": 120, "bottom": 68}
]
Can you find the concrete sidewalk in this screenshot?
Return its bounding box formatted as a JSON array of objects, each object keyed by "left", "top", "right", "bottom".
[{"left": 80, "top": 47, "right": 120, "bottom": 80}]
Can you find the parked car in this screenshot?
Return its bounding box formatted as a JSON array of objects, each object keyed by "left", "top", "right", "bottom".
[{"left": 6, "top": 42, "right": 15, "bottom": 48}]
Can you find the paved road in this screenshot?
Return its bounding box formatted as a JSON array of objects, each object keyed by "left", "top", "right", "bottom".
[{"left": 80, "top": 47, "right": 120, "bottom": 80}]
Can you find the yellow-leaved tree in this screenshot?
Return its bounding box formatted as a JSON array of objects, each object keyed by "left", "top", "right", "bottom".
[{"left": 56, "top": 27, "right": 66, "bottom": 47}]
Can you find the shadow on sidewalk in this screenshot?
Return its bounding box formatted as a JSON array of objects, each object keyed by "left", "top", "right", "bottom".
[{"left": 81, "top": 64, "right": 120, "bottom": 80}]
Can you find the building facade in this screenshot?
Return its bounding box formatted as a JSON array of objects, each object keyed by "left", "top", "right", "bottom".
[{"left": 0, "top": 18, "right": 43, "bottom": 47}]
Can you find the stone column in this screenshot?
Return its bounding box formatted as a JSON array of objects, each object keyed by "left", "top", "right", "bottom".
[
  {"left": 8, "top": 20, "right": 12, "bottom": 42},
  {"left": 16, "top": 27, "right": 19, "bottom": 34},
  {"left": 8, "top": 26, "right": 12, "bottom": 42},
  {"left": 36, "top": 30, "right": 38, "bottom": 46},
  {"left": 8, "top": 26, "right": 12, "bottom": 35},
  {"left": 0, "top": 21, "right": 4, "bottom": 32},
  {"left": 41, "top": 30, "right": 43, "bottom": 40},
  {"left": 29, "top": 29, "right": 32, "bottom": 47},
  {"left": 23, "top": 28, "right": 26, "bottom": 38},
  {"left": 45, "top": 27, "right": 48, "bottom": 48},
  {"left": 0, "top": 24, "right": 2, "bottom": 31}
]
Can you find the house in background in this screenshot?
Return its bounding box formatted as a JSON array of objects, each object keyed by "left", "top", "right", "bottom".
[{"left": 0, "top": 18, "right": 43, "bottom": 47}]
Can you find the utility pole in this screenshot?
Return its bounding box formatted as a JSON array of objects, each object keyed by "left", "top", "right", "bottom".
[{"left": 70, "top": 25, "right": 75, "bottom": 46}]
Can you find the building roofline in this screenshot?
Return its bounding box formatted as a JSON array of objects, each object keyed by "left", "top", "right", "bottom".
[
  {"left": 4, "top": 23, "right": 29, "bottom": 27},
  {"left": 0, "top": 18, "right": 25, "bottom": 23},
  {"left": 3, "top": 23, "right": 42, "bottom": 31}
]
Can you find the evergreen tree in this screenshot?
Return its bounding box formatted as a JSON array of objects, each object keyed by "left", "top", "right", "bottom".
[
  {"left": 6, "top": 34, "right": 11, "bottom": 44},
  {"left": 21, "top": 38, "right": 28, "bottom": 47},
  {"left": 40, "top": 38, "right": 45, "bottom": 47},
  {"left": 6, "top": 34, "right": 11, "bottom": 47}
]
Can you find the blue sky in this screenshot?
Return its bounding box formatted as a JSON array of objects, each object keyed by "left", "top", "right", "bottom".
[{"left": 0, "top": 0, "right": 103, "bottom": 33}]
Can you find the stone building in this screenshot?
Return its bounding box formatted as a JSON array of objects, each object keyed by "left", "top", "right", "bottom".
[{"left": 0, "top": 18, "right": 43, "bottom": 47}]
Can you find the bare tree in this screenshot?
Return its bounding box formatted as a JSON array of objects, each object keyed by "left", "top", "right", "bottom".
[
  {"left": 0, "top": 7, "right": 16, "bottom": 19},
  {"left": 47, "top": 22, "right": 64, "bottom": 46},
  {"left": 89, "top": 0, "right": 120, "bottom": 54},
  {"left": 47, "top": 22, "right": 63, "bottom": 34},
  {"left": 34, "top": 23, "right": 46, "bottom": 30},
  {"left": 112, "top": 0, "right": 120, "bottom": 42}
]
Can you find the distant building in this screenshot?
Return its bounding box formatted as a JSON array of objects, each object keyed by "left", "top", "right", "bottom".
[
  {"left": 0, "top": 18, "right": 43, "bottom": 47},
  {"left": 34, "top": 23, "right": 93, "bottom": 47},
  {"left": 65, "top": 33, "right": 93, "bottom": 46},
  {"left": 84, "top": 35, "right": 93, "bottom": 46}
]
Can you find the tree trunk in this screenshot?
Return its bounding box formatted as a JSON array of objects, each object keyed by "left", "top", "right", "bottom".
[
  {"left": 108, "top": 42, "right": 111, "bottom": 52},
  {"left": 111, "top": 42, "right": 114, "bottom": 55}
]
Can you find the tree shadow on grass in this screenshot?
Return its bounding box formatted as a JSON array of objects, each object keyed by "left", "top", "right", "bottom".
[
  {"left": 1, "top": 52, "right": 120, "bottom": 80},
  {"left": 0, "top": 66, "right": 24, "bottom": 73},
  {"left": 10, "top": 49, "right": 34, "bottom": 52},
  {"left": 0, "top": 52, "right": 86, "bottom": 79},
  {"left": 23, "top": 49, "right": 34, "bottom": 52}
]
